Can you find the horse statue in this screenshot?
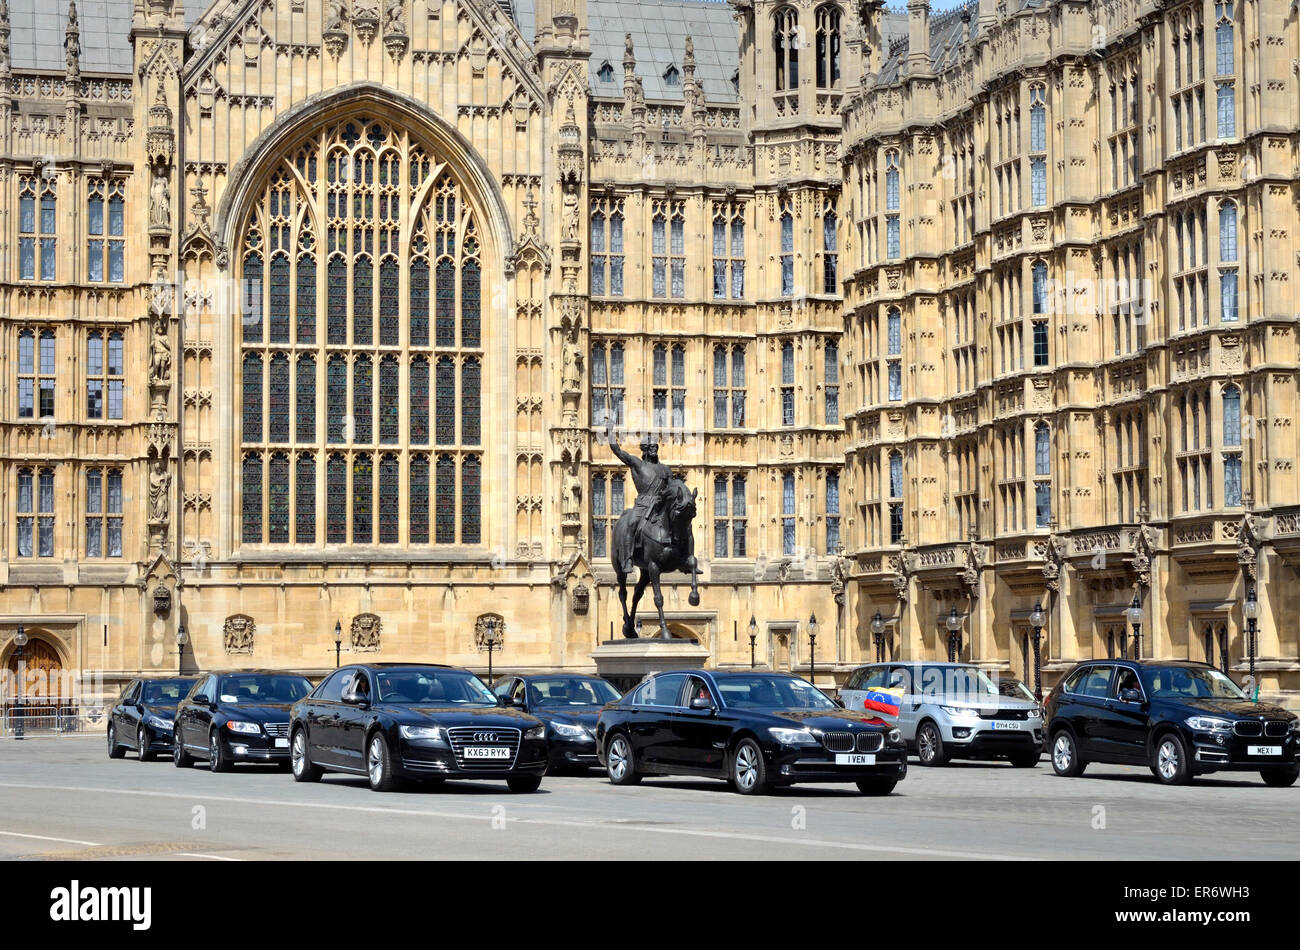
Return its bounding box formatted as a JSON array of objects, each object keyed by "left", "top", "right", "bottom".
[{"left": 606, "top": 425, "right": 701, "bottom": 639}]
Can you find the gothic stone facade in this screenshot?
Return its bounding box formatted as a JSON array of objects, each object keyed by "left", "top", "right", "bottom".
[{"left": 1, "top": 0, "right": 1299, "bottom": 706}]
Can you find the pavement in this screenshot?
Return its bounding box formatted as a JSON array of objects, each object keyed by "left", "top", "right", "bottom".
[{"left": 0, "top": 735, "right": 1295, "bottom": 860}]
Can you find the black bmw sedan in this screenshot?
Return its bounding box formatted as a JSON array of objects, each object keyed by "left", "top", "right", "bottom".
[
  {"left": 1044, "top": 659, "right": 1300, "bottom": 786},
  {"left": 107, "top": 677, "right": 195, "bottom": 761},
  {"left": 173, "top": 670, "right": 314, "bottom": 772},
  {"left": 289, "top": 664, "right": 548, "bottom": 793},
  {"left": 595, "top": 670, "right": 908, "bottom": 795},
  {"left": 492, "top": 673, "right": 622, "bottom": 773}
]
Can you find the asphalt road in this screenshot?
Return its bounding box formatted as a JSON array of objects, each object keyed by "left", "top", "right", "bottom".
[{"left": 0, "top": 736, "right": 1295, "bottom": 860}]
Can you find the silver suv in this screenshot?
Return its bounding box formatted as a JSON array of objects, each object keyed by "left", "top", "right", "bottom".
[{"left": 840, "top": 662, "right": 1043, "bottom": 767}]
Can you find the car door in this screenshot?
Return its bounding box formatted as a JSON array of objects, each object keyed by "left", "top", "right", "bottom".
[
  {"left": 838, "top": 666, "right": 877, "bottom": 716},
  {"left": 670, "top": 675, "right": 732, "bottom": 774},
  {"left": 180, "top": 675, "right": 214, "bottom": 752},
  {"left": 306, "top": 668, "right": 353, "bottom": 768},
  {"left": 630, "top": 672, "right": 687, "bottom": 770},
  {"left": 1099, "top": 665, "right": 1150, "bottom": 762},
  {"left": 891, "top": 664, "right": 921, "bottom": 742},
  {"left": 115, "top": 680, "right": 140, "bottom": 744},
  {"left": 1070, "top": 665, "right": 1117, "bottom": 759},
  {"left": 192, "top": 674, "right": 220, "bottom": 749},
  {"left": 335, "top": 669, "right": 374, "bottom": 770}
]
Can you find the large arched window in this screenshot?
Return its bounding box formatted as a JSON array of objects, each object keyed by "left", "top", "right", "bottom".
[
  {"left": 815, "top": 5, "right": 841, "bottom": 89},
  {"left": 773, "top": 8, "right": 800, "bottom": 92},
  {"left": 238, "top": 117, "right": 484, "bottom": 547}
]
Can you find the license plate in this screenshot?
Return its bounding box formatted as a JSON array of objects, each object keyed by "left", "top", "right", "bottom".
[
  {"left": 992, "top": 721, "right": 1021, "bottom": 730},
  {"left": 274, "top": 738, "right": 288, "bottom": 748},
  {"left": 463, "top": 746, "right": 511, "bottom": 760},
  {"left": 1248, "top": 745, "right": 1282, "bottom": 756},
  {"left": 835, "top": 753, "right": 876, "bottom": 765}
]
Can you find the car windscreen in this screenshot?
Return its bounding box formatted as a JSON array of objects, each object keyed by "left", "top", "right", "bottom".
[
  {"left": 142, "top": 679, "right": 194, "bottom": 704},
  {"left": 1141, "top": 666, "right": 1248, "bottom": 702},
  {"left": 375, "top": 669, "right": 497, "bottom": 705},
  {"left": 997, "top": 679, "right": 1035, "bottom": 701},
  {"left": 903, "top": 666, "right": 1001, "bottom": 702},
  {"left": 715, "top": 675, "right": 837, "bottom": 710},
  {"left": 216, "top": 675, "right": 312, "bottom": 704},
  {"left": 528, "top": 677, "right": 621, "bottom": 707}
]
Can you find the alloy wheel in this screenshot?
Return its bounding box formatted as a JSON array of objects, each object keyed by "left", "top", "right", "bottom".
[
  {"left": 608, "top": 736, "right": 629, "bottom": 781},
  {"left": 292, "top": 732, "right": 306, "bottom": 776},
  {"left": 1053, "top": 734, "right": 1072, "bottom": 772},
  {"left": 368, "top": 738, "right": 384, "bottom": 787},
  {"left": 1157, "top": 738, "right": 1180, "bottom": 781},
  {"left": 918, "top": 725, "right": 937, "bottom": 763},
  {"left": 733, "top": 743, "right": 759, "bottom": 791},
  {"left": 210, "top": 734, "right": 219, "bottom": 769}
]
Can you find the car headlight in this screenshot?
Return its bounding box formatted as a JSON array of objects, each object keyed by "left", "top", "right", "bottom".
[
  {"left": 769, "top": 727, "right": 819, "bottom": 747},
  {"left": 399, "top": 725, "right": 447, "bottom": 744},
  {"left": 524, "top": 724, "right": 546, "bottom": 740},
  {"left": 887, "top": 728, "right": 902, "bottom": 744},
  {"left": 225, "top": 720, "right": 261, "bottom": 735},
  {"left": 144, "top": 714, "right": 173, "bottom": 732},
  {"left": 1185, "top": 716, "right": 1232, "bottom": 733},
  {"left": 1025, "top": 707, "right": 1042, "bottom": 719},
  {"left": 550, "top": 721, "right": 590, "bottom": 738},
  {"left": 942, "top": 705, "right": 983, "bottom": 719},
  {"left": 1290, "top": 720, "right": 1300, "bottom": 734}
]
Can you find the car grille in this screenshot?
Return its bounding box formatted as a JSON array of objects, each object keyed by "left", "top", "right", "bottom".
[
  {"left": 856, "top": 732, "right": 884, "bottom": 753},
  {"left": 446, "top": 726, "right": 521, "bottom": 770},
  {"left": 1233, "top": 721, "right": 1263, "bottom": 737},
  {"left": 822, "top": 732, "right": 855, "bottom": 753},
  {"left": 989, "top": 708, "right": 1030, "bottom": 721},
  {"left": 263, "top": 722, "right": 289, "bottom": 738}
]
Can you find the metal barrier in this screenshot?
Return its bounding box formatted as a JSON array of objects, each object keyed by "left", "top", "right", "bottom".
[{"left": 1, "top": 700, "right": 106, "bottom": 738}]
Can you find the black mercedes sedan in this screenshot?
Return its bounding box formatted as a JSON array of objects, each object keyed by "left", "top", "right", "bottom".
[
  {"left": 492, "top": 673, "right": 622, "bottom": 773},
  {"left": 595, "top": 670, "right": 908, "bottom": 795},
  {"left": 107, "top": 676, "right": 195, "bottom": 761},
  {"left": 289, "top": 664, "right": 548, "bottom": 793},
  {"left": 1044, "top": 659, "right": 1300, "bottom": 786},
  {"left": 173, "top": 670, "right": 314, "bottom": 772}
]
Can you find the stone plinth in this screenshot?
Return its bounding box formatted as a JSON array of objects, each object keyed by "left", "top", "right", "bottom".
[{"left": 590, "top": 638, "right": 711, "bottom": 692}]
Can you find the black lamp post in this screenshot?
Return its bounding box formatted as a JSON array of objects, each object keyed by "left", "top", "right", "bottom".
[
  {"left": 946, "top": 606, "right": 962, "bottom": 661},
  {"left": 1243, "top": 586, "right": 1259, "bottom": 685},
  {"left": 871, "top": 610, "right": 886, "bottom": 662},
  {"left": 176, "top": 623, "right": 187, "bottom": 675},
  {"left": 1126, "top": 594, "right": 1143, "bottom": 660},
  {"left": 1029, "top": 601, "right": 1045, "bottom": 702},
  {"left": 13, "top": 625, "right": 27, "bottom": 740},
  {"left": 748, "top": 615, "right": 758, "bottom": 669},
  {"left": 334, "top": 620, "right": 343, "bottom": 669},
  {"left": 483, "top": 617, "right": 501, "bottom": 683},
  {"left": 807, "top": 612, "right": 818, "bottom": 686}
]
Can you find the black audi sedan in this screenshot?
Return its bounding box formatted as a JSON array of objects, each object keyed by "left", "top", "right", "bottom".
[
  {"left": 289, "top": 664, "right": 548, "bottom": 793},
  {"left": 595, "top": 670, "right": 907, "bottom": 795},
  {"left": 492, "top": 673, "right": 622, "bottom": 773},
  {"left": 1044, "top": 659, "right": 1300, "bottom": 786},
  {"left": 173, "top": 670, "right": 314, "bottom": 772},
  {"left": 107, "top": 676, "right": 195, "bottom": 761}
]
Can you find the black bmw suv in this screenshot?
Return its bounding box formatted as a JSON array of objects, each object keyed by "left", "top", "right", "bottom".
[
  {"left": 1044, "top": 659, "right": 1300, "bottom": 786},
  {"left": 290, "top": 664, "right": 548, "bottom": 792},
  {"left": 173, "top": 670, "right": 314, "bottom": 771}
]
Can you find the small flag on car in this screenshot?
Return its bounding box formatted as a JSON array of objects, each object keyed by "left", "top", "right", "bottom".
[{"left": 861, "top": 686, "right": 902, "bottom": 718}]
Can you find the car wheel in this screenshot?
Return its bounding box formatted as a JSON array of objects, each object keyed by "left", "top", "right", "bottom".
[
  {"left": 209, "top": 730, "right": 233, "bottom": 773},
  {"left": 290, "top": 728, "right": 322, "bottom": 783},
  {"left": 856, "top": 777, "right": 898, "bottom": 796},
  {"left": 729, "top": 738, "right": 769, "bottom": 795},
  {"left": 1050, "top": 730, "right": 1086, "bottom": 777},
  {"left": 366, "top": 733, "right": 401, "bottom": 792},
  {"left": 137, "top": 726, "right": 154, "bottom": 762},
  {"left": 1151, "top": 732, "right": 1192, "bottom": 785},
  {"left": 1262, "top": 766, "right": 1299, "bottom": 788},
  {"left": 1009, "top": 752, "right": 1040, "bottom": 768},
  {"left": 173, "top": 728, "right": 193, "bottom": 768},
  {"left": 507, "top": 775, "right": 543, "bottom": 793},
  {"left": 916, "top": 722, "right": 950, "bottom": 766},
  {"left": 107, "top": 724, "right": 125, "bottom": 759},
  {"left": 605, "top": 733, "right": 641, "bottom": 786}
]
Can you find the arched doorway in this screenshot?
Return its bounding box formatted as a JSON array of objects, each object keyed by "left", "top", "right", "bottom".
[{"left": 5, "top": 634, "right": 64, "bottom": 701}]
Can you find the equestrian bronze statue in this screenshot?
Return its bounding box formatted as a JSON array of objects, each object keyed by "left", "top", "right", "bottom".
[{"left": 605, "top": 422, "right": 701, "bottom": 639}]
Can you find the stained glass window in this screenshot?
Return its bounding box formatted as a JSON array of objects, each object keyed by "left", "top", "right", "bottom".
[
  {"left": 241, "top": 119, "right": 484, "bottom": 548},
  {"left": 269, "top": 354, "right": 290, "bottom": 442},
  {"left": 242, "top": 453, "right": 263, "bottom": 543},
  {"left": 379, "top": 356, "right": 399, "bottom": 443},
  {"left": 410, "top": 454, "right": 430, "bottom": 543},
  {"left": 411, "top": 357, "right": 429, "bottom": 444},
  {"left": 436, "top": 454, "right": 456, "bottom": 543},
  {"left": 296, "top": 453, "right": 316, "bottom": 543},
  {"left": 379, "top": 453, "right": 400, "bottom": 543}
]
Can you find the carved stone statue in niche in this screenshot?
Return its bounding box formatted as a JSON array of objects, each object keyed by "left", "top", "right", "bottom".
[
  {"left": 561, "top": 329, "right": 583, "bottom": 392},
  {"left": 150, "top": 168, "right": 171, "bottom": 230},
  {"left": 562, "top": 462, "right": 582, "bottom": 523},
  {"left": 384, "top": 0, "right": 404, "bottom": 32},
  {"left": 562, "top": 186, "right": 580, "bottom": 243},
  {"left": 151, "top": 318, "right": 171, "bottom": 384},
  {"left": 149, "top": 457, "right": 170, "bottom": 523},
  {"left": 325, "top": 0, "right": 347, "bottom": 31}
]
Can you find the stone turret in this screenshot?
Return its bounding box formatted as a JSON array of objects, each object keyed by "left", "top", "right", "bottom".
[{"left": 906, "top": 0, "right": 930, "bottom": 75}]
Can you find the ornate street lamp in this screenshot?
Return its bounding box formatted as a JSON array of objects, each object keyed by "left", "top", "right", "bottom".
[
  {"left": 176, "top": 623, "right": 187, "bottom": 675},
  {"left": 1126, "top": 594, "right": 1143, "bottom": 660},
  {"left": 807, "top": 612, "right": 819, "bottom": 686},
  {"left": 334, "top": 620, "right": 343, "bottom": 669},
  {"left": 871, "top": 610, "right": 886, "bottom": 662},
  {"left": 946, "top": 606, "right": 962, "bottom": 662},
  {"left": 1029, "top": 601, "right": 1046, "bottom": 702},
  {"left": 14, "top": 626, "right": 27, "bottom": 740},
  {"left": 483, "top": 616, "right": 501, "bottom": 683},
  {"left": 748, "top": 615, "right": 758, "bottom": 669},
  {"left": 1243, "top": 586, "right": 1259, "bottom": 686}
]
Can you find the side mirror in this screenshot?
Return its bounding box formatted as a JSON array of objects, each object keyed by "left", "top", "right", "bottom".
[
  {"left": 1119, "top": 688, "right": 1143, "bottom": 704},
  {"left": 193, "top": 695, "right": 210, "bottom": 707},
  {"left": 833, "top": 697, "right": 845, "bottom": 708},
  {"left": 689, "top": 696, "right": 714, "bottom": 712},
  {"left": 341, "top": 687, "right": 369, "bottom": 707}
]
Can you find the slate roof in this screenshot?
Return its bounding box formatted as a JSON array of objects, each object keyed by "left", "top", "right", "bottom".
[{"left": 8, "top": 0, "right": 134, "bottom": 74}]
